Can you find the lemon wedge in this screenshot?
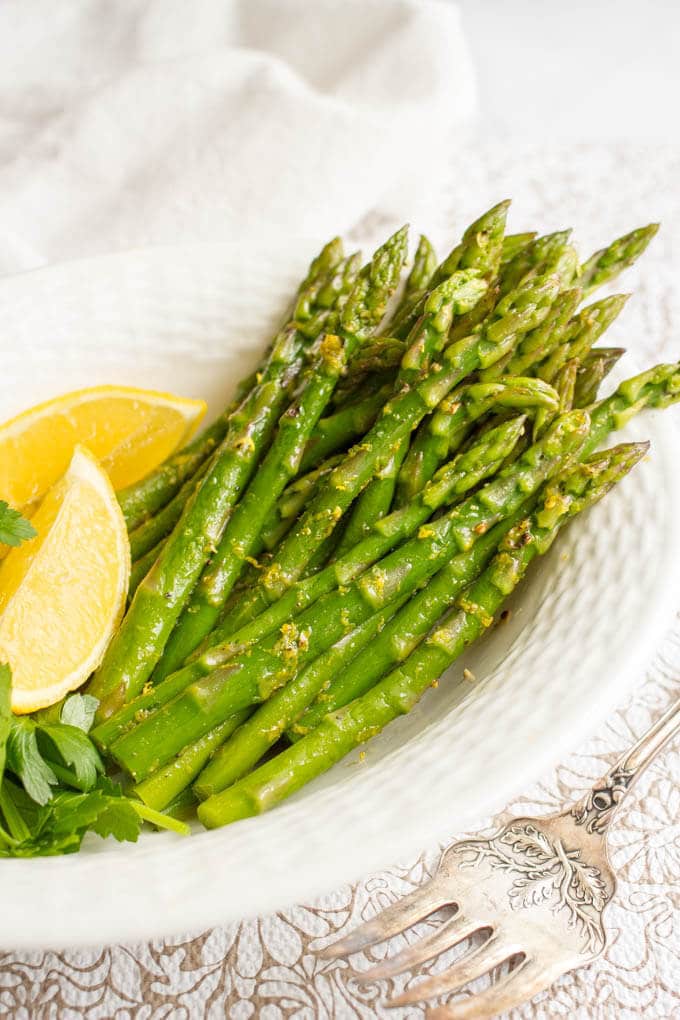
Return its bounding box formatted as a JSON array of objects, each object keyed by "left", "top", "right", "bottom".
[
  {"left": 0, "top": 446, "right": 130, "bottom": 713},
  {"left": 0, "top": 385, "right": 206, "bottom": 509}
]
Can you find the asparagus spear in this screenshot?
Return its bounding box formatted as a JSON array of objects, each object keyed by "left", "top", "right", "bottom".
[
  {"left": 340, "top": 200, "right": 512, "bottom": 554},
  {"left": 134, "top": 711, "right": 250, "bottom": 811},
  {"left": 396, "top": 376, "right": 560, "bottom": 504},
  {"left": 128, "top": 458, "right": 213, "bottom": 562},
  {"left": 194, "top": 593, "right": 413, "bottom": 799},
  {"left": 495, "top": 288, "right": 582, "bottom": 377},
  {"left": 105, "top": 411, "right": 589, "bottom": 780},
  {"left": 213, "top": 270, "right": 560, "bottom": 636},
  {"left": 260, "top": 455, "right": 345, "bottom": 551},
  {"left": 579, "top": 224, "right": 659, "bottom": 299},
  {"left": 128, "top": 542, "right": 162, "bottom": 600},
  {"left": 117, "top": 238, "right": 345, "bottom": 530},
  {"left": 498, "top": 230, "right": 573, "bottom": 298},
  {"left": 195, "top": 516, "right": 517, "bottom": 796},
  {"left": 573, "top": 347, "right": 626, "bottom": 407},
  {"left": 93, "top": 417, "right": 528, "bottom": 752},
  {"left": 334, "top": 436, "right": 409, "bottom": 551},
  {"left": 429, "top": 200, "right": 511, "bottom": 287},
  {"left": 398, "top": 289, "right": 627, "bottom": 503},
  {"left": 387, "top": 234, "right": 437, "bottom": 328},
  {"left": 539, "top": 294, "right": 629, "bottom": 382},
  {"left": 390, "top": 201, "right": 510, "bottom": 339},
  {"left": 299, "top": 382, "right": 395, "bottom": 472},
  {"left": 88, "top": 249, "right": 365, "bottom": 719},
  {"left": 197, "top": 441, "right": 647, "bottom": 828},
  {"left": 532, "top": 357, "right": 579, "bottom": 440},
  {"left": 500, "top": 232, "right": 537, "bottom": 264},
  {"left": 152, "top": 231, "right": 460, "bottom": 680},
  {"left": 584, "top": 361, "right": 680, "bottom": 455}
]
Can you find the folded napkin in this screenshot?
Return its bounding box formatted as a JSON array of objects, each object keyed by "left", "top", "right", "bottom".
[{"left": 0, "top": 0, "right": 476, "bottom": 275}]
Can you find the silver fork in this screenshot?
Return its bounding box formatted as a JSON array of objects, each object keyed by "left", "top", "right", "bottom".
[{"left": 320, "top": 694, "right": 680, "bottom": 1018}]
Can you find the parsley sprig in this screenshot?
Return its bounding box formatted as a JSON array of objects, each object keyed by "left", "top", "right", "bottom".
[
  {"left": 0, "top": 666, "right": 187, "bottom": 856},
  {"left": 0, "top": 502, "right": 37, "bottom": 547}
]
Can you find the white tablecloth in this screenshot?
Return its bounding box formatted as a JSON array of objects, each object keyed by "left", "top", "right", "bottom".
[{"left": 0, "top": 141, "right": 678, "bottom": 1019}]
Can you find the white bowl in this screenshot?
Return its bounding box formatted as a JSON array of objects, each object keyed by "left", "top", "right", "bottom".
[{"left": 1, "top": 241, "right": 679, "bottom": 949}]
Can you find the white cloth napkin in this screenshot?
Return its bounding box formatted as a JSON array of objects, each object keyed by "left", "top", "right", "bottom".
[{"left": 0, "top": 0, "right": 476, "bottom": 275}]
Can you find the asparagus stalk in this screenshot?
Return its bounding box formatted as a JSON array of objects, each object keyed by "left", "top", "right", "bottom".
[
  {"left": 128, "top": 543, "right": 162, "bottom": 600},
  {"left": 584, "top": 361, "right": 680, "bottom": 455},
  {"left": 197, "top": 441, "right": 647, "bottom": 828},
  {"left": 390, "top": 201, "right": 510, "bottom": 339},
  {"left": 498, "top": 230, "right": 573, "bottom": 298},
  {"left": 500, "top": 232, "right": 537, "bottom": 264},
  {"left": 579, "top": 223, "right": 659, "bottom": 299},
  {"left": 573, "top": 347, "right": 626, "bottom": 407},
  {"left": 495, "top": 288, "right": 582, "bottom": 378},
  {"left": 88, "top": 250, "right": 364, "bottom": 719},
  {"left": 339, "top": 201, "right": 512, "bottom": 554},
  {"left": 149, "top": 231, "right": 425, "bottom": 680},
  {"left": 396, "top": 376, "right": 560, "bottom": 505},
  {"left": 134, "top": 711, "right": 250, "bottom": 811},
  {"left": 260, "top": 455, "right": 345, "bottom": 551},
  {"left": 93, "top": 417, "right": 528, "bottom": 752},
  {"left": 539, "top": 294, "right": 629, "bottom": 382},
  {"left": 215, "top": 269, "right": 560, "bottom": 635},
  {"left": 195, "top": 517, "right": 517, "bottom": 796},
  {"left": 387, "top": 234, "right": 437, "bottom": 328},
  {"left": 194, "top": 593, "right": 414, "bottom": 799},
  {"left": 334, "top": 435, "right": 410, "bottom": 551},
  {"left": 299, "top": 382, "right": 395, "bottom": 472},
  {"left": 399, "top": 290, "right": 627, "bottom": 503},
  {"left": 532, "top": 358, "right": 579, "bottom": 440},
  {"left": 105, "top": 411, "right": 589, "bottom": 780},
  {"left": 128, "top": 457, "right": 213, "bottom": 563},
  {"left": 117, "top": 238, "right": 345, "bottom": 530}
]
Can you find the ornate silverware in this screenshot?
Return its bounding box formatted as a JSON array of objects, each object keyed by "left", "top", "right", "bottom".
[{"left": 320, "top": 695, "right": 680, "bottom": 1017}]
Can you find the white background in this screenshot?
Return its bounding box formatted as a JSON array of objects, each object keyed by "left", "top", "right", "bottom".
[{"left": 456, "top": 0, "right": 679, "bottom": 141}]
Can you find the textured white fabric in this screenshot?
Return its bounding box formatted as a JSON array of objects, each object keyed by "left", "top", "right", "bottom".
[{"left": 0, "top": 0, "right": 475, "bottom": 275}]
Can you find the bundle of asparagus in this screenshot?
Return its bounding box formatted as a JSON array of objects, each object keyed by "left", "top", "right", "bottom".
[{"left": 87, "top": 202, "right": 678, "bottom": 831}]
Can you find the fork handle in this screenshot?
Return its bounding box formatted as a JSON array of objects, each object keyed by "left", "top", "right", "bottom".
[{"left": 572, "top": 693, "right": 680, "bottom": 834}]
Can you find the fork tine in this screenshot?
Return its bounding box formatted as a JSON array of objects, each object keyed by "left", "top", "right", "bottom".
[
  {"left": 359, "top": 912, "right": 487, "bottom": 981},
  {"left": 319, "top": 878, "right": 449, "bottom": 959},
  {"left": 425, "top": 959, "right": 545, "bottom": 1020},
  {"left": 389, "top": 936, "right": 513, "bottom": 1007}
]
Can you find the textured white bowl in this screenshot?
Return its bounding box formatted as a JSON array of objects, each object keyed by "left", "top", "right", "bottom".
[{"left": 1, "top": 241, "right": 679, "bottom": 950}]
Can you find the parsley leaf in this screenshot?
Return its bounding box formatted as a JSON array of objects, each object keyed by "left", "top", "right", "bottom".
[
  {"left": 0, "top": 502, "right": 36, "bottom": 548},
  {"left": 60, "top": 693, "right": 99, "bottom": 733},
  {"left": 0, "top": 664, "right": 11, "bottom": 784},
  {"left": 6, "top": 718, "right": 58, "bottom": 805},
  {"left": 37, "top": 723, "right": 102, "bottom": 790},
  {"left": 0, "top": 669, "right": 188, "bottom": 857}
]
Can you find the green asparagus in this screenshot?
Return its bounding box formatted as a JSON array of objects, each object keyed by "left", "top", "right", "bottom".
[
  {"left": 573, "top": 347, "right": 625, "bottom": 407},
  {"left": 89, "top": 249, "right": 365, "bottom": 719},
  {"left": 579, "top": 224, "right": 659, "bottom": 298},
  {"left": 197, "top": 441, "right": 646, "bottom": 828},
  {"left": 150, "top": 231, "right": 414, "bottom": 679},
  {"left": 213, "top": 270, "right": 561, "bottom": 638},
  {"left": 396, "top": 376, "right": 560, "bottom": 504},
  {"left": 117, "top": 238, "right": 346, "bottom": 530},
  {"left": 106, "top": 411, "right": 588, "bottom": 780},
  {"left": 93, "top": 417, "right": 527, "bottom": 752}
]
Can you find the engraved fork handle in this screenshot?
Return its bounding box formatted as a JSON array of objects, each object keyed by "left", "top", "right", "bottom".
[{"left": 572, "top": 694, "right": 680, "bottom": 834}]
